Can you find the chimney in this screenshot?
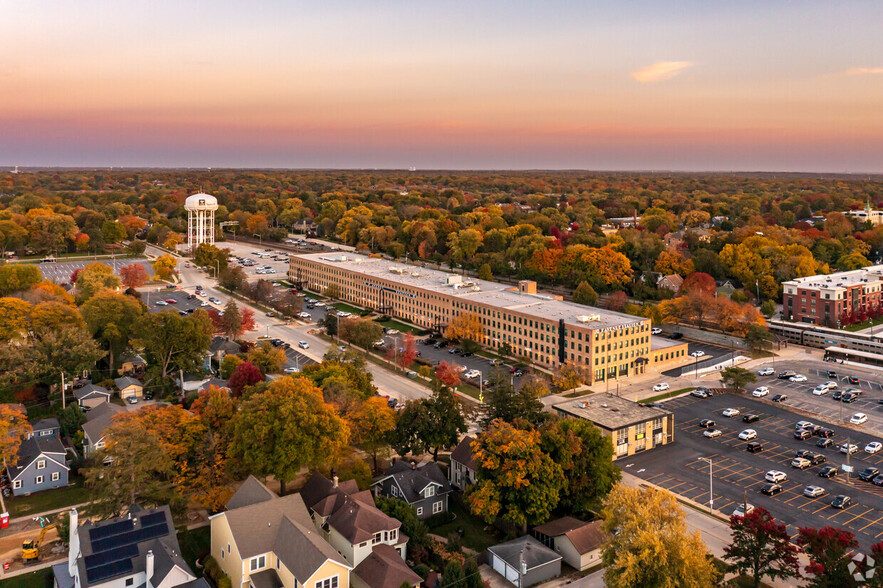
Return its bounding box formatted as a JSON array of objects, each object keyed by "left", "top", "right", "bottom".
[
  {"left": 410, "top": 460, "right": 417, "bottom": 470},
  {"left": 332, "top": 475, "right": 338, "bottom": 488},
  {"left": 67, "top": 508, "right": 80, "bottom": 578},
  {"left": 145, "top": 550, "right": 154, "bottom": 588}
]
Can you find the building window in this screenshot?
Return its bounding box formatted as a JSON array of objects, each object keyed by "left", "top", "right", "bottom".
[
  {"left": 316, "top": 576, "right": 339, "bottom": 588},
  {"left": 220, "top": 549, "right": 224, "bottom": 560},
  {"left": 250, "top": 555, "right": 266, "bottom": 571},
  {"left": 416, "top": 507, "right": 423, "bottom": 516},
  {"left": 391, "top": 485, "right": 397, "bottom": 497},
  {"left": 433, "top": 501, "right": 443, "bottom": 514},
  {"left": 425, "top": 486, "right": 435, "bottom": 497},
  {"left": 373, "top": 532, "right": 381, "bottom": 545},
  {"left": 390, "top": 529, "right": 397, "bottom": 541},
  {"left": 37, "top": 460, "right": 46, "bottom": 470},
  {"left": 12, "top": 480, "right": 21, "bottom": 490},
  {"left": 51, "top": 472, "right": 60, "bottom": 482},
  {"left": 228, "top": 543, "right": 231, "bottom": 554},
  {"left": 126, "top": 579, "right": 134, "bottom": 587},
  {"left": 35, "top": 475, "right": 44, "bottom": 485}
]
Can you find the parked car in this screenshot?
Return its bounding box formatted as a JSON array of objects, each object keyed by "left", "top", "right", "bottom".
[
  {"left": 823, "top": 381, "right": 838, "bottom": 389},
  {"left": 738, "top": 429, "right": 757, "bottom": 440},
  {"left": 699, "top": 419, "right": 716, "bottom": 428},
  {"left": 859, "top": 467, "right": 880, "bottom": 482},
  {"left": 840, "top": 443, "right": 859, "bottom": 455},
  {"left": 789, "top": 374, "right": 807, "bottom": 382},
  {"left": 809, "top": 453, "right": 827, "bottom": 465},
  {"left": 651, "top": 328, "right": 662, "bottom": 335},
  {"left": 795, "top": 420, "right": 815, "bottom": 429},
  {"left": 873, "top": 474, "right": 883, "bottom": 487},
  {"left": 283, "top": 366, "right": 301, "bottom": 373},
  {"left": 155, "top": 300, "right": 168, "bottom": 306},
  {"left": 817, "top": 428, "right": 835, "bottom": 438},
  {"left": 732, "top": 503, "right": 755, "bottom": 517},
  {"left": 777, "top": 370, "right": 797, "bottom": 379},
  {"left": 812, "top": 385, "right": 830, "bottom": 396},
  {"left": 842, "top": 392, "right": 859, "bottom": 403},
  {"left": 758, "top": 367, "right": 775, "bottom": 376},
  {"left": 742, "top": 414, "right": 760, "bottom": 423},
  {"left": 126, "top": 397, "right": 138, "bottom": 405},
  {"left": 791, "top": 457, "right": 811, "bottom": 470},
  {"left": 804, "top": 486, "right": 826, "bottom": 498},
  {"left": 865, "top": 442, "right": 882, "bottom": 454},
  {"left": 690, "top": 350, "right": 705, "bottom": 358},
  {"left": 761, "top": 483, "right": 784, "bottom": 496},
  {"left": 297, "top": 341, "right": 309, "bottom": 349},
  {"left": 817, "top": 438, "right": 834, "bottom": 448},
  {"left": 209, "top": 297, "right": 221, "bottom": 304},
  {"left": 652, "top": 383, "right": 670, "bottom": 392},
  {"left": 722, "top": 408, "right": 740, "bottom": 417},
  {"left": 704, "top": 429, "right": 722, "bottom": 439},
  {"left": 752, "top": 387, "right": 769, "bottom": 397},
  {"left": 464, "top": 369, "right": 481, "bottom": 379},
  {"left": 826, "top": 370, "right": 837, "bottom": 378},
  {"left": 794, "top": 429, "right": 812, "bottom": 440},
  {"left": 691, "top": 389, "right": 709, "bottom": 398},
  {"left": 747, "top": 442, "right": 764, "bottom": 453},
  {"left": 771, "top": 394, "right": 788, "bottom": 403},
  {"left": 165, "top": 298, "right": 177, "bottom": 304},
  {"left": 848, "top": 376, "right": 860, "bottom": 385},
  {"left": 765, "top": 470, "right": 787, "bottom": 483},
  {"left": 818, "top": 466, "right": 838, "bottom": 478},
  {"left": 831, "top": 495, "right": 852, "bottom": 509},
  {"left": 850, "top": 413, "right": 868, "bottom": 425}
]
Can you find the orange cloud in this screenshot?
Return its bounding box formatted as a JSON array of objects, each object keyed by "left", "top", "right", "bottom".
[
  {"left": 845, "top": 67, "right": 883, "bottom": 76},
  {"left": 631, "top": 61, "right": 694, "bottom": 83}
]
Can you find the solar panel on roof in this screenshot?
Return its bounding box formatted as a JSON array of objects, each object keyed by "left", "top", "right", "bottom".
[
  {"left": 84, "top": 543, "right": 139, "bottom": 569},
  {"left": 85, "top": 559, "right": 133, "bottom": 583},
  {"left": 138, "top": 511, "right": 166, "bottom": 527},
  {"left": 88, "top": 519, "right": 133, "bottom": 542},
  {"left": 90, "top": 520, "right": 169, "bottom": 553}
]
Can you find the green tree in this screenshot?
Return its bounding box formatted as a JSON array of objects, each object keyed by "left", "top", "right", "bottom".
[
  {"left": 229, "top": 377, "right": 350, "bottom": 494},
  {"left": 0, "top": 264, "right": 42, "bottom": 296},
  {"left": 720, "top": 366, "right": 756, "bottom": 389},
  {"left": 374, "top": 494, "right": 430, "bottom": 551},
  {"left": 724, "top": 507, "right": 800, "bottom": 588},
  {"left": 324, "top": 283, "right": 340, "bottom": 301},
  {"left": 338, "top": 316, "right": 383, "bottom": 349},
  {"left": 74, "top": 263, "right": 120, "bottom": 302},
  {"left": 466, "top": 420, "right": 565, "bottom": 534},
  {"left": 220, "top": 354, "right": 243, "bottom": 379},
  {"left": 219, "top": 300, "right": 242, "bottom": 339},
  {"left": 744, "top": 324, "right": 773, "bottom": 355},
  {"left": 30, "top": 325, "right": 104, "bottom": 398},
  {"left": 442, "top": 561, "right": 466, "bottom": 586},
  {"left": 101, "top": 220, "right": 127, "bottom": 244},
  {"left": 573, "top": 280, "right": 599, "bottom": 305},
  {"left": 136, "top": 310, "right": 213, "bottom": 383},
  {"left": 246, "top": 341, "right": 286, "bottom": 374},
  {"left": 477, "top": 263, "right": 493, "bottom": 281},
  {"left": 81, "top": 290, "right": 144, "bottom": 371},
  {"left": 481, "top": 370, "right": 545, "bottom": 427},
  {"left": 0, "top": 220, "right": 28, "bottom": 257},
  {"left": 194, "top": 243, "right": 230, "bottom": 277},
  {"left": 392, "top": 388, "right": 467, "bottom": 461},
  {"left": 760, "top": 299, "right": 777, "bottom": 318},
  {"left": 60, "top": 403, "right": 87, "bottom": 439},
  {"left": 600, "top": 483, "right": 717, "bottom": 588}
]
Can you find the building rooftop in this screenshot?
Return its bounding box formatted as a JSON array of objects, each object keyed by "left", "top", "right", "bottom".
[
  {"left": 784, "top": 265, "right": 883, "bottom": 292},
  {"left": 293, "top": 252, "right": 645, "bottom": 331},
  {"left": 650, "top": 336, "right": 682, "bottom": 350},
  {"left": 553, "top": 393, "right": 671, "bottom": 431}
]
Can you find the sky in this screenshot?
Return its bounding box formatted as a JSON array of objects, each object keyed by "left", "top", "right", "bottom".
[{"left": 2, "top": 1, "right": 882, "bottom": 172}]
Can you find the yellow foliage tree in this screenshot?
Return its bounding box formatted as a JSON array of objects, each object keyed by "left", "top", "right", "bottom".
[
  {"left": 0, "top": 297, "right": 32, "bottom": 341},
  {"left": 654, "top": 249, "right": 695, "bottom": 277},
  {"left": 445, "top": 312, "right": 484, "bottom": 345},
  {"left": 153, "top": 254, "right": 178, "bottom": 281}
]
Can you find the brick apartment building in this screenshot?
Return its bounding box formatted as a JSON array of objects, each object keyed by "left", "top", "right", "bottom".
[{"left": 782, "top": 265, "right": 883, "bottom": 327}]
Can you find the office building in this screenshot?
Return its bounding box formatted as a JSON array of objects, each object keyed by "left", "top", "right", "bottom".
[{"left": 783, "top": 265, "right": 883, "bottom": 327}]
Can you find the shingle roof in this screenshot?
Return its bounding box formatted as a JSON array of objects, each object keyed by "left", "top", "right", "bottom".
[
  {"left": 375, "top": 461, "right": 452, "bottom": 503},
  {"left": 450, "top": 436, "right": 477, "bottom": 471},
  {"left": 353, "top": 543, "right": 421, "bottom": 588},
  {"left": 31, "top": 417, "right": 61, "bottom": 433},
  {"left": 74, "top": 383, "right": 111, "bottom": 400},
  {"left": 225, "top": 475, "right": 276, "bottom": 510},
  {"left": 488, "top": 536, "right": 562, "bottom": 571},
  {"left": 533, "top": 516, "right": 587, "bottom": 537},
  {"left": 210, "top": 337, "right": 241, "bottom": 355},
  {"left": 82, "top": 402, "right": 125, "bottom": 443},
  {"left": 7, "top": 436, "right": 67, "bottom": 480},
  {"left": 114, "top": 377, "right": 141, "bottom": 390},
  {"left": 533, "top": 517, "right": 606, "bottom": 555},
  {"left": 248, "top": 569, "right": 284, "bottom": 588}
]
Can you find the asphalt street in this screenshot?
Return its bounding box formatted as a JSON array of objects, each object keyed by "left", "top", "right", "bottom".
[{"left": 623, "top": 391, "right": 883, "bottom": 550}]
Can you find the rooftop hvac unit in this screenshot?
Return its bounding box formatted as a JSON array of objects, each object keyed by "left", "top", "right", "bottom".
[
  {"left": 389, "top": 267, "right": 406, "bottom": 275},
  {"left": 578, "top": 402, "right": 588, "bottom": 409},
  {"left": 576, "top": 314, "right": 601, "bottom": 323},
  {"left": 411, "top": 272, "right": 420, "bottom": 277}
]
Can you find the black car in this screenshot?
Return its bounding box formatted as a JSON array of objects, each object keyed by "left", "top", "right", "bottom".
[
  {"left": 669, "top": 332, "right": 684, "bottom": 340},
  {"left": 742, "top": 414, "right": 760, "bottom": 423},
  {"left": 842, "top": 393, "right": 859, "bottom": 403},
  {"left": 186, "top": 294, "right": 196, "bottom": 300},
  {"left": 859, "top": 467, "right": 880, "bottom": 482},
  {"left": 143, "top": 391, "right": 154, "bottom": 401},
  {"left": 795, "top": 449, "right": 813, "bottom": 459},
  {"left": 761, "top": 483, "right": 784, "bottom": 496},
  {"left": 827, "top": 370, "right": 837, "bottom": 378},
  {"left": 809, "top": 453, "right": 827, "bottom": 465},
  {"left": 771, "top": 394, "right": 788, "bottom": 403},
  {"left": 819, "top": 466, "right": 838, "bottom": 478},
  {"left": 831, "top": 495, "right": 852, "bottom": 509},
  {"left": 817, "top": 428, "right": 835, "bottom": 438},
  {"left": 794, "top": 429, "right": 812, "bottom": 440},
  {"left": 747, "top": 442, "right": 765, "bottom": 453},
  {"left": 832, "top": 390, "right": 843, "bottom": 401},
  {"left": 699, "top": 419, "right": 716, "bottom": 429},
  {"left": 778, "top": 370, "right": 797, "bottom": 379},
  {"left": 422, "top": 338, "right": 437, "bottom": 346},
  {"left": 817, "top": 438, "right": 834, "bottom": 448},
  {"left": 461, "top": 351, "right": 474, "bottom": 357},
  {"left": 807, "top": 425, "right": 823, "bottom": 435},
  {"left": 872, "top": 474, "right": 883, "bottom": 486},
  {"left": 387, "top": 397, "right": 398, "bottom": 408},
  {"left": 848, "top": 376, "right": 860, "bottom": 385}
]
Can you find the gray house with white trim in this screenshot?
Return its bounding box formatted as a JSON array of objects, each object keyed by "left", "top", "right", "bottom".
[
  {"left": 27, "top": 418, "right": 62, "bottom": 440},
  {"left": 7, "top": 436, "right": 69, "bottom": 496},
  {"left": 82, "top": 402, "right": 126, "bottom": 456},
  {"left": 372, "top": 461, "right": 451, "bottom": 519},
  {"left": 75, "top": 383, "right": 111, "bottom": 409},
  {"left": 487, "top": 536, "right": 562, "bottom": 587}
]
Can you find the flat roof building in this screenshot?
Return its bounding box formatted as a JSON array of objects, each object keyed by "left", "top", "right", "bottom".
[
  {"left": 290, "top": 252, "right": 688, "bottom": 383},
  {"left": 553, "top": 394, "right": 674, "bottom": 459},
  {"left": 782, "top": 265, "right": 883, "bottom": 327}
]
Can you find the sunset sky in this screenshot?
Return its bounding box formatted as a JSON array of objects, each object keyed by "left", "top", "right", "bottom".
[{"left": 2, "top": 1, "right": 882, "bottom": 171}]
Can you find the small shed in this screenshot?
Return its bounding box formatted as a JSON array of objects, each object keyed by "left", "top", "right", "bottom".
[
  {"left": 487, "top": 536, "right": 562, "bottom": 587},
  {"left": 532, "top": 517, "right": 606, "bottom": 571},
  {"left": 74, "top": 384, "right": 111, "bottom": 409},
  {"left": 114, "top": 376, "right": 143, "bottom": 399}
]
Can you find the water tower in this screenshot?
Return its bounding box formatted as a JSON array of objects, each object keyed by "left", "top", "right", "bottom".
[{"left": 184, "top": 192, "right": 219, "bottom": 252}]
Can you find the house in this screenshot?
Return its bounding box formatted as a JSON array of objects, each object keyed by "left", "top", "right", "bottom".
[
  {"left": 657, "top": 274, "right": 684, "bottom": 293},
  {"left": 210, "top": 476, "right": 352, "bottom": 588},
  {"left": 82, "top": 402, "right": 126, "bottom": 456},
  {"left": 118, "top": 352, "right": 147, "bottom": 376},
  {"left": 301, "top": 472, "right": 408, "bottom": 567},
  {"left": 532, "top": 517, "right": 606, "bottom": 571},
  {"left": 487, "top": 536, "right": 562, "bottom": 587},
  {"left": 6, "top": 435, "right": 69, "bottom": 496},
  {"left": 27, "top": 417, "right": 61, "bottom": 439},
  {"left": 449, "top": 436, "right": 477, "bottom": 491},
  {"left": 372, "top": 460, "right": 452, "bottom": 519},
  {"left": 352, "top": 543, "right": 420, "bottom": 588},
  {"left": 75, "top": 383, "right": 111, "bottom": 409},
  {"left": 53, "top": 505, "right": 209, "bottom": 588},
  {"left": 114, "top": 376, "right": 143, "bottom": 400},
  {"left": 716, "top": 280, "right": 737, "bottom": 298},
  {"left": 210, "top": 336, "right": 241, "bottom": 362}
]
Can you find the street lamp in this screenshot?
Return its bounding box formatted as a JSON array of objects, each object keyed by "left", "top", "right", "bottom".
[{"left": 697, "top": 457, "right": 714, "bottom": 513}]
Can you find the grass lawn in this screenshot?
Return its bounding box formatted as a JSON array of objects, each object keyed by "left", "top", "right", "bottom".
[
  {"left": 640, "top": 387, "right": 696, "bottom": 404},
  {"left": 844, "top": 317, "right": 883, "bottom": 332},
  {"left": 331, "top": 301, "right": 364, "bottom": 315},
  {"left": 431, "top": 500, "right": 501, "bottom": 552},
  {"left": 177, "top": 525, "right": 211, "bottom": 574},
  {"left": 376, "top": 319, "right": 422, "bottom": 334},
  {"left": 0, "top": 568, "right": 53, "bottom": 587},
  {"left": 8, "top": 479, "right": 91, "bottom": 517}
]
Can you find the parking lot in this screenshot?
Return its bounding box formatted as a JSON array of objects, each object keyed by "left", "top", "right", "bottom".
[
  {"left": 623, "top": 391, "right": 883, "bottom": 550},
  {"left": 661, "top": 340, "right": 740, "bottom": 378},
  {"left": 34, "top": 258, "right": 152, "bottom": 284}
]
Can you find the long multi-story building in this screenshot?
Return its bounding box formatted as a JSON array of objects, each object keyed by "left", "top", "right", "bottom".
[
  {"left": 289, "top": 252, "right": 688, "bottom": 383},
  {"left": 782, "top": 265, "right": 883, "bottom": 327}
]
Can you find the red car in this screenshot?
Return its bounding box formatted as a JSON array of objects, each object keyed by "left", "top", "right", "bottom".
[{"left": 165, "top": 299, "right": 177, "bottom": 304}]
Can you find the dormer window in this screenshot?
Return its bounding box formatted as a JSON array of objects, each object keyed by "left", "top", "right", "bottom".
[{"left": 425, "top": 486, "right": 435, "bottom": 498}]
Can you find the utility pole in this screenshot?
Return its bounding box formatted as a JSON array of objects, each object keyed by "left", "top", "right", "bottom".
[
  {"left": 698, "top": 457, "right": 713, "bottom": 513},
  {"left": 61, "top": 372, "right": 66, "bottom": 409}
]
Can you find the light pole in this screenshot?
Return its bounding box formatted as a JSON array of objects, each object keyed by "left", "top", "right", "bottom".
[{"left": 697, "top": 457, "right": 713, "bottom": 513}]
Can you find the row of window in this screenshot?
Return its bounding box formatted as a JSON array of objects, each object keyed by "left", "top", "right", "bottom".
[
  {"left": 416, "top": 501, "right": 444, "bottom": 516},
  {"left": 12, "top": 471, "right": 60, "bottom": 489}
]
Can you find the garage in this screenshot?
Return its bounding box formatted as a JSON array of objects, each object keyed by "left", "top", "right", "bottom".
[{"left": 487, "top": 536, "right": 562, "bottom": 587}]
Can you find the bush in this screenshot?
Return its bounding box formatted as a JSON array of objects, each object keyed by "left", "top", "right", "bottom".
[
  {"left": 425, "top": 510, "right": 456, "bottom": 529},
  {"left": 203, "top": 555, "right": 232, "bottom": 588},
  {"left": 413, "top": 564, "right": 430, "bottom": 579}
]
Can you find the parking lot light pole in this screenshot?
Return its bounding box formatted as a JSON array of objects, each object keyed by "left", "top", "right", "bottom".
[{"left": 697, "top": 457, "right": 713, "bottom": 514}]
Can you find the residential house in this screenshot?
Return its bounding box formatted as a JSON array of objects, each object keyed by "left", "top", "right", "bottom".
[
  {"left": 716, "top": 280, "right": 738, "bottom": 298},
  {"left": 449, "top": 436, "right": 477, "bottom": 491},
  {"left": 657, "top": 274, "right": 684, "bottom": 293},
  {"left": 210, "top": 337, "right": 241, "bottom": 363},
  {"left": 75, "top": 383, "right": 111, "bottom": 409},
  {"left": 663, "top": 231, "right": 684, "bottom": 249},
  {"left": 114, "top": 376, "right": 143, "bottom": 400},
  {"left": 117, "top": 352, "right": 147, "bottom": 376},
  {"left": 82, "top": 402, "right": 126, "bottom": 456},
  {"left": 54, "top": 505, "right": 209, "bottom": 588},
  {"left": 27, "top": 417, "right": 61, "bottom": 439},
  {"left": 532, "top": 517, "right": 606, "bottom": 571},
  {"left": 487, "top": 536, "right": 562, "bottom": 587},
  {"left": 210, "top": 476, "right": 352, "bottom": 588},
  {"left": 352, "top": 544, "right": 420, "bottom": 588},
  {"left": 301, "top": 472, "right": 408, "bottom": 567},
  {"left": 372, "top": 461, "right": 452, "bottom": 519},
  {"left": 6, "top": 435, "right": 69, "bottom": 496}
]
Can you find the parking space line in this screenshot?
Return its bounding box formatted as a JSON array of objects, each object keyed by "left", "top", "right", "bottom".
[{"left": 857, "top": 514, "right": 883, "bottom": 533}]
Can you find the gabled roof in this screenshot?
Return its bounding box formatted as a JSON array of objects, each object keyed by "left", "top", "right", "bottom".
[
  {"left": 533, "top": 517, "right": 606, "bottom": 554},
  {"left": 488, "top": 536, "right": 562, "bottom": 571},
  {"left": 225, "top": 475, "right": 276, "bottom": 510},
  {"left": 113, "top": 376, "right": 141, "bottom": 390},
  {"left": 210, "top": 337, "right": 241, "bottom": 355},
  {"left": 374, "top": 461, "right": 452, "bottom": 503},
  {"left": 532, "top": 516, "right": 587, "bottom": 538},
  {"left": 82, "top": 402, "right": 126, "bottom": 444},
  {"left": 31, "top": 417, "right": 61, "bottom": 433},
  {"left": 353, "top": 544, "right": 421, "bottom": 588},
  {"left": 7, "top": 436, "right": 68, "bottom": 480},
  {"left": 450, "top": 436, "right": 477, "bottom": 471},
  {"left": 120, "top": 352, "right": 146, "bottom": 366},
  {"left": 74, "top": 383, "right": 111, "bottom": 400}
]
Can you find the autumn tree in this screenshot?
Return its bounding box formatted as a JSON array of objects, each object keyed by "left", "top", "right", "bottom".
[
  {"left": 136, "top": 309, "right": 212, "bottom": 383},
  {"left": 435, "top": 361, "right": 461, "bottom": 388},
  {"left": 323, "top": 283, "right": 340, "bottom": 301},
  {"left": 724, "top": 507, "right": 800, "bottom": 588},
  {"left": 445, "top": 312, "right": 483, "bottom": 351},
  {"left": 601, "top": 483, "right": 717, "bottom": 588},
  {"left": 119, "top": 263, "right": 149, "bottom": 288},
  {"left": 240, "top": 307, "right": 256, "bottom": 332},
  {"left": 679, "top": 272, "right": 717, "bottom": 297},
  {"left": 152, "top": 254, "right": 178, "bottom": 281},
  {"left": 246, "top": 341, "right": 286, "bottom": 374},
  {"left": 477, "top": 263, "right": 493, "bottom": 281},
  {"left": 229, "top": 377, "right": 350, "bottom": 494},
  {"left": 352, "top": 396, "right": 398, "bottom": 472},
  {"left": 796, "top": 526, "right": 859, "bottom": 588},
  {"left": 339, "top": 317, "right": 383, "bottom": 350},
  {"left": 179, "top": 386, "right": 236, "bottom": 511},
  {"left": 0, "top": 405, "right": 31, "bottom": 512},
  {"left": 398, "top": 333, "right": 417, "bottom": 370},
  {"left": 0, "top": 298, "right": 32, "bottom": 341},
  {"left": 573, "top": 281, "right": 598, "bottom": 305},
  {"left": 101, "top": 220, "right": 127, "bottom": 244},
  {"left": 193, "top": 243, "right": 229, "bottom": 277},
  {"left": 227, "top": 360, "right": 264, "bottom": 396},
  {"left": 220, "top": 353, "right": 243, "bottom": 379},
  {"left": 0, "top": 264, "right": 42, "bottom": 295},
  {"left": 75, "top": 262, "right": 120, "bottom": 302},
  {"left": 655, "top": 249, "right": 695, "bottom": 277},
  {"left": 219, "top": 299, "right": 242, "bottom": 339},
  {"left": 80, "top": 290, "right": 144, "bottom": 370},
  {"left": 467, "top": 420, "right": 565, "bottom": 534},
  {"left": 552, "top": 362, "right": 586, "bottom": 394}
]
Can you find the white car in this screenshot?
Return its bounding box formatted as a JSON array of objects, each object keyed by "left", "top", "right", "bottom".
[
  {"left": 386, "top": 329, "right": 400, "bottom": 335},
  {"left": 804, "top": 486, "right": 826, "bottom": 498},
  {"left": 722, "top": 408, "right": 740, "bottom": 417},
  {"left": 314, "top": 302, "right": 326, "bottom": 308},
  {"left": 757, "top": 367, "right": 775, "bottom": 376},
  {"left": 283, "top": 366, "right": 301, "bottom": 373},
  {"left": 298, "top": 341, "right": 309, "bottom": 349},
  {"left": 738, "top": 429, "right": 757, "bottom": 440},
  {"left": 652, "top": 383, "right": 670, "bottom": 392},
  {"left": 752, "top": 386, "right": 769, "bottom": 397},
  {"left": 465, "top": 369, "right": 481, "bottom": 379},
  {"left": 732, "top": 503, "right": 755, "bottom": 517},
  {"left": 823, "top": 381, "right": 839, "bottom": 389},
  {"left": 795, "top": 420, "right": 814, "bottom": 429},
  {"left": 200, "top": 301, "right": 210, "bottom": 307},
  {"left": 850, "top": 413, "right": 868, "bottom": 425},
  {"left": 840, "top": 443, "right": 859, "bottom": 455},
  {"left": 864, "top": 442, "right": 882, "bottom": 454},
  {"left": 765, "top": 470, "right": 787, "bottom": 483},
  {"left": 155, "top": 300, "right": 168, "bottom": 306},
  {"left": 789, "top": 374, "right": 808, "bottom": 382},
  {"left": 209, "top": 297, "right": 221, "bottom": 304},
  {"left": 704, "top": 429, "right": 722, "bottom": 438},
  {"left": 126, "top": 397, "right": 138, "bottom": 405},
  {"left": 454, "top": 364, "right": 467, "bottom": 373},
  {"left": 812, "top": 385, "right": 829, "bottom": 396},
  {"left": 651, "top": 328, "right": 662, "bottom": 335},
  {"left": 690, "top": 351, "right": 705, "bottom": 358},
  {"left": 197, "top": 290, "right": 207, "bottom": 297}
]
